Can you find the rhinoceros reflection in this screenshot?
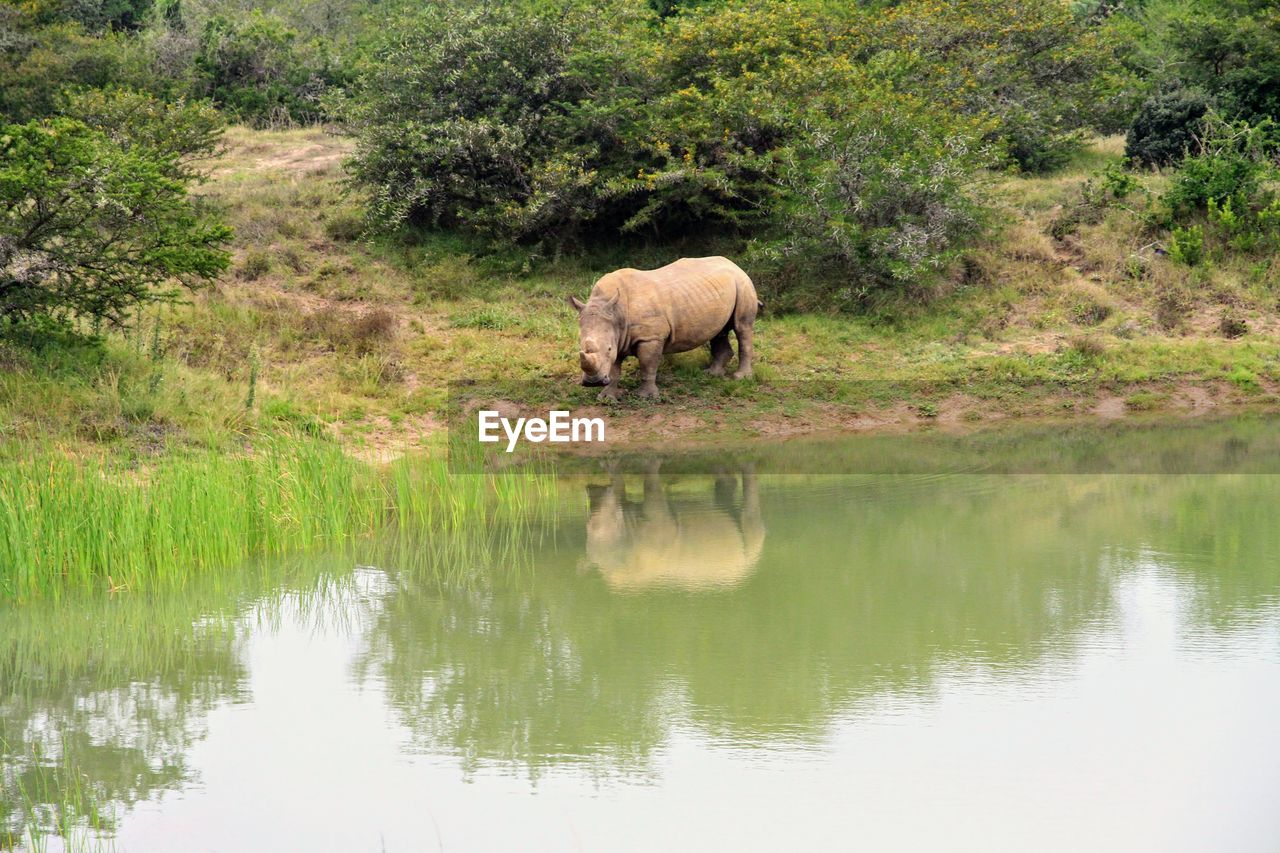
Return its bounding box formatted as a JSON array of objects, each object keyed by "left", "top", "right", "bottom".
[{"left": 583, "top": 464, "right": 764, "bottom": 591}]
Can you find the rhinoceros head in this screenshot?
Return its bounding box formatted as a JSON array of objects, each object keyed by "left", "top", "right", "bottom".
[{"left": 569, "top": 293, "right": 620, "bottom": 387}]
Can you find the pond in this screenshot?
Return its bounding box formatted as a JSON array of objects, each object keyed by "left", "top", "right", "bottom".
[{"left": 4, "top": 418, "right": 1280, "bottom": 852}]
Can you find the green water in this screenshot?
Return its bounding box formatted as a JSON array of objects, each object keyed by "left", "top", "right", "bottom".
[{"left": 4, "top": 421, "right": 1280, "bottom": 852}]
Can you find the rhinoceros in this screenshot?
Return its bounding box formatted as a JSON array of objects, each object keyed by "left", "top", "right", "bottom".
[{"left": 568, "top": 256, "right": 760, "bottom": 400}]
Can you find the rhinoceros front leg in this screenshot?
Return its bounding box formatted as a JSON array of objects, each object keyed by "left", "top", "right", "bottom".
[
  {"left": 635, "top": 341, "right": 663, "bottom": 400},
  {"left": 597, "top": 359, "right": 623, "bottom": 402}
]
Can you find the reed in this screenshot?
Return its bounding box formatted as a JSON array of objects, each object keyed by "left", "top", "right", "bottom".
[{"left": 0, "top": 436, "right": 555, "bottom": 602}]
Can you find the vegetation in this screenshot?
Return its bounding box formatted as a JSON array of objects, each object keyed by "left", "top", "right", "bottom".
[
  {"left": 4, "top": 2, "right": 1280, "bottom": 847},
  {"left": 343, "top": 0, "right": 1132, "bottom": 301},
  {"left": 0, "top": 435, "right": 552, "bottom": 601},
  {"left": 4, "top": 0, "right": 1280, "bottom": 596},
  {"left": 1125, "top": 86, "right": 1211, "bottom": 167},
  {"left": 1, "top": 106, "right": 230, "bottom": 327},
  {"left": 4, "top": 0, "right": 1277, "bottom": 305}
]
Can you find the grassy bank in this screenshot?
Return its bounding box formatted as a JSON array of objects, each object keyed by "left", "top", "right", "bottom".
[
  {"left": 0, "top": 436, "right": 553, "bottom": 602},
  {"left": 7, "top": 126, "right": 1279, "bottom": 458}
]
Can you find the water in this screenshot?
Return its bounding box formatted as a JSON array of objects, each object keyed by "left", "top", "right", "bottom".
[{"left": 5, "top": 423, "right": 1280, "bottom": 852}]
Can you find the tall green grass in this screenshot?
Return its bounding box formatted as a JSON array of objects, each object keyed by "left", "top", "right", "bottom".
[{"left": 0, "top": 436, "right": 555, "bottom": 601}]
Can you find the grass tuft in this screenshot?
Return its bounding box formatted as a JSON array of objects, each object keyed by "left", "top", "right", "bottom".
[{"left": 0, "top": 437, "right": 553, "bottom": 602}]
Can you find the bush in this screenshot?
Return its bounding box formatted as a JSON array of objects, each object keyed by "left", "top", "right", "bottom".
[
  {"left": 347, "top": 0, "right": 997, "bottom": 303},
  {"left": 344, "top": 4, "right": 625, "bottom": 243},
  {"left": 1163, "top": 115, "right": 1277, "bottom": 216},
  {"left": 194, "top": 11, "right": 336, "bottom": 126},
  {"left": 751, "top": 72, "right": 993, "bottom": 307},
  {"left": 1160, "top": 0, "right": 1280, "bottom": 124},
  {"left": 0, "top": 16, "right": 159, "bottom": 121},
  {"left": 0, "top": 118, "right": 231, "bottom": 327},
  {"left": 1168, "top": 224, "right": 1204, "bottom": 265},
  {"left": 26, "top": 0, "right": 154, "bottom": 32},
  {"left": 1126, "top": 87, "right": 1210, "bottom": 167}
]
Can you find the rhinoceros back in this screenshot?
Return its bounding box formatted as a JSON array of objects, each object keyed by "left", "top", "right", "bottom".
[{"left": 625, "top": 257, "right": 754, "bottom": 353}]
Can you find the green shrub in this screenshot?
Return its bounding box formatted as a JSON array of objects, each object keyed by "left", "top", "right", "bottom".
[
  {"left": 1207, "top": 195, "right": 1272, "bottom": 252},
  {"left": 0, "top": 118, "right": 231, "bottom": 327},
  {"left": 1126, "top": 87, "right": 1210, "bottom": 168},
  {"left": 1159, "top": 114, "right": 1280, "bottom": 257},
  {"left": 1159, "top": 0, "right": 1280, "bottom": 125},
  {"left": 0, "top": 18, "right": 159, "bottom": 121},
  {"left": 194, "top": 11, "right": 338, "bottom": 126},
  {"left": 345, "top": 4, "right": 599, "bottom": 240},
  {"left": 61, "top": 87, "right": 224, "bottom": 179},
  {"left": 1098, "top": 162, "right": 1142, "bottom": 200},
  {"left": 750, "top": 71, "right": 993, "bottom": 307},
  {"left": 347, "top": 0, "right": 998, "bottom": 304},
  {"left": 23, "top": 0, "right": 153, "bottom": 32},
  {"left": 1163, "top": 116, "right": 1275, "bottom": 216},
  {"left": 1168, "top": 224, "right": 1205, "bottom": 265}
]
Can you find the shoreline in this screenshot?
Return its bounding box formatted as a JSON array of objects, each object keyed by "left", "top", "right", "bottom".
[{"left": 436, "top": 377, "right": 1280, "bottom": 461}]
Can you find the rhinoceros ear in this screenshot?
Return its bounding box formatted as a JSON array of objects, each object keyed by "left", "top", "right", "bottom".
[{"left": 568, "top": 295, "right": 586, "bottom": 313}]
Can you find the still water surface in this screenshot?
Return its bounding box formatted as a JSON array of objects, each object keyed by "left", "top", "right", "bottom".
[{"left": 5, "top": 423, "right": 1280, "bottom": 852}]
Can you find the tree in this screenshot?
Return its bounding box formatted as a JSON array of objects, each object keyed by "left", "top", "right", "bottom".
[
  {"left": 345, "top": 0, "right": 997, "bottom": 302},
  {"left": 62, "top": 87, "right": 225, "bottom": 179},
  {"left": 0, "top": 118, "right": 231, "bottom": 328},
  {"left": 857, "top": 0, "right": 1138, "bottom": 172},
  {"left": 1163, "top": 0, "right": 1280, "bottom": 123},
  {"left": 194, "top": 11, "right": 335, "bottom": 126}
]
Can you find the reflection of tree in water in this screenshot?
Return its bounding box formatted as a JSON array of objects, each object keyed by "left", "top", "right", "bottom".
[
  {"left": 356, "top": 469, "right": 1280, "bottom": 780},
  {"left": 0, "top": 557, "right": 355, "bottom": 848},
  {"left": 0, "top": 597, "right": 249, "bottom": 848},
  {"left": 1123, "top": 474, "right": 1280, "bottom": 628}
]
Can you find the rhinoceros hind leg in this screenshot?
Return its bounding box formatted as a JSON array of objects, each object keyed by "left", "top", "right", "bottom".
[
  {"left": 706, "top": 331, "right": 733, "bottom": 377},
  {"left": 732, "top": 324, "right": 754, "bottom": 380}
]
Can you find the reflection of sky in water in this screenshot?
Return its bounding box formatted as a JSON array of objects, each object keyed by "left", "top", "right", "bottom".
[{"left": 9, "top": 468, "right": 1280, "bottom": 853}]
